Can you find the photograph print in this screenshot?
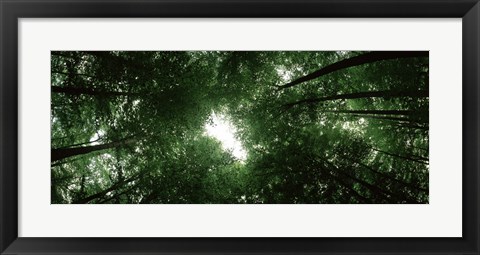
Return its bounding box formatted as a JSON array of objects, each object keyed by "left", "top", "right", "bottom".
[{"left": 51, "top": 51, "right": 429, "bottom": 204}]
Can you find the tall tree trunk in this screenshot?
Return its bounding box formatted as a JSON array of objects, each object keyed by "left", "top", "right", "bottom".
[
  {"left": 317, "top": 156, "right": 418, "bottom": 203},
  {"left": 283, "top": 89, "right": 428, "bottom": 109},
  {"left": 277, "top": 51, "right": 428, "bottom": 90},
  {"left": 336, "top": 166, "right": 419, "bottom": 203},
  {"left": 401, "top": 125, "right": 428, "bottom": 131},
  {"left": 349, "top": 114, "right": 412, "bottom": 122},
  {"left": 326, "top": 109, "right": 416, "bottom": 116},
  {"left": 318, "top": 165, "right": 371, "bottom": 203},
  {"left": 316, "top": 157, "right": 392, "bottom": 203},
  {"left": 354, "top": 160, "right": 428, "bottom": 193},
  {"left": 327, "top": 172, "right": 370, "bottom": 203},
  {"left": 372, "top": 148, "right": 429, "bottom": 165},
  {"left": 72, "top": 174, "right": 139, "bottom": 204},
  {"left": 51, "top": 138, "right": 136, "bottom": 162},
  {"left": 98, "top": 182, "right": 140, "bottom": 204},
  {"left": 347, "top": 115, "right": 429, "bottom": 130},
  {"left": 395, "top": 122, "right": 429, "bottom": 131},
  {"left": 52, "top": 86, "right": 138, "bottom": 97},
  {"left": 79, "top": 175, "right": 86, "bottom": 196}
]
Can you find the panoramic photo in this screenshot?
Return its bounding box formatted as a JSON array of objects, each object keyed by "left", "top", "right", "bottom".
[{"left": 51, "top": 51, "right": 429, "bottom": 204}]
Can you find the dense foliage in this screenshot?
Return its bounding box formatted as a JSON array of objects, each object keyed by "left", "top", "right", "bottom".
[{"left": 51, "top": 51, "right": 429, "bottom": 204}]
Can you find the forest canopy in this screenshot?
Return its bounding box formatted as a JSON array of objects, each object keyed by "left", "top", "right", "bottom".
[{"left": 51, "top": 51, "right": 429, "bottom": 204}]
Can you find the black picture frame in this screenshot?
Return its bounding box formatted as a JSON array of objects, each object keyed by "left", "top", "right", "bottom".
[{"left": 1, "top": 0, "right": 479, "bottom": 254}]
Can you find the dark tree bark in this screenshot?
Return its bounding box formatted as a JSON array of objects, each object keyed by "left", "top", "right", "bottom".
[
  {"left": 317, "top": 156, "right": 419, "bottom": 203},
  {"left": 346, "top": 115, "right": 429, "bottom": 130},
  {"left": 52, "top": 85, "right": 138, "bottom": 97},
  {"left": 395, "top": 122, "right": 429, "bottom": 131},
  {"left": 79, "top": 175, "right": 86, "bottom": 197},
  {"left": 354, "top": 160, "right": 428, "bottom": 193},
  {"left": 372, "top": 148, "right": 429, "bottom": 165},
  {"left": 98, "top": 183, "right": 140, "bottom": 204},
  {"left": 328, "top": 173, "right": 370, "bottom": 203},
  {"left": 326, "top": 109, "right": 416, "bottom": 116},
  {"left": 277, "top": 51, "right": 429, "bottom": 90},
  {"left": 350, "top": 114, "right": 412, "bottom": 122},
  {"left": 316, "top": 157, "right": 393, "bottom": 203},
  {"left": 51, "top": 138, "right": 136, "bottom": 162},
  {"left": 283, "top": 90, "right": 428, "bottom": 109},
  {"left": 72, "top": 174, "right": 139, "bottom": 204},
  {"left": 338, "top": 171, "right": 399, "bottom": 203}
]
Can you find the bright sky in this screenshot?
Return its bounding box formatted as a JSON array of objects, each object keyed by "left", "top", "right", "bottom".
[
  {"left": 204, "top": 112, "right": 247, "bottom": 161},
  {"left": 276, "top": 67, "right": 293, "bottom": 82},
  {"left": 89, "top": 129, "right": 105, "bottom": 145}
]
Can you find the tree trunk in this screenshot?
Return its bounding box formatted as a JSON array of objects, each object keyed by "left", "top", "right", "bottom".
[
  {"left": 350, "top": 114, "right": 412, "bottom": 122},
  {"left": 51, "top": 138, "right": 136, "bottom": 162},
  {"left": 354, "top": 160, "right": 428, "bottom": 193},
  {"left": 317, "top": 156, "right": 417, "bottom": 203},
  {"left": 72, "top": 174, "right": 139, "bottom": 204},
  {"left": 336, "top": 170, "right": 398, "bottom": 203},
  {"left": 395, "top": 122, "right": 429, "bottom": 131},
  {"left": 347, "top": 115, "right": 428, "bottom": 130},
  {"left": 98, "top": 183, "right": 140, "bottom": 204},
  {"left": 372, "top": 148, "right": 429, "bottom": 165},
  {"left": 283, "top": 90, "right": 428, "bottom": 109},
  {"left": 326, "top": 109, "right": 416, "bottom": 116},
  {"left": 277, "top": 51, "right": 429, "bottom": 90},
  {"left": 328, "top": 173, "right": 370, "bottom": 203}
]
